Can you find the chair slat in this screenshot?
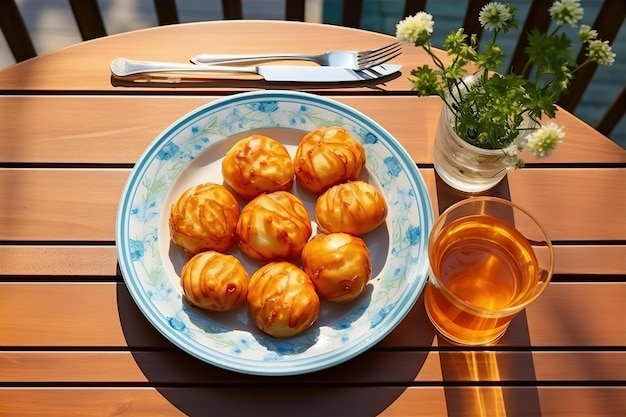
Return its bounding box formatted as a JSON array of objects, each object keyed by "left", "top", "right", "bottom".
[
  {"left": 507, "top": 0, "right": 552, "bottom": 75},
  {"left": 222, "top": 0, "right": 243, "bottom": 19},
  {"left": 153, "top": 0, "right": 179, "bottom": 26},
  {"left": 596, "top": 86, "right": 626, "bottom": 137},
  {"left": 286, "top": 0, "right": 306, "bottom": 21},
  {"left": 68, "top": 0, "right": 107, "bottom": 40},
  {"left": 463, "top": 0, "right": 489, "bottom": 43},
  {"left": 403, "top": 0, "right": 427, "bottom": 17},
  {"left": 0, "top": 0, "right": 36, "bottom": 62},
  {"left": 557, "top": 1, "right": 626, "bottom": 112},
  {"left": 342, "top": 0, "right": 364, "bottom": 28}
]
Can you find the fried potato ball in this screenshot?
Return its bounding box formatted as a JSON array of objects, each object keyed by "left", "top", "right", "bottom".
[
  {"left": 302, "top": 233, "right": 372, "bottom": 303},
  {"left": 247, "top": 261, "right": 320, "bottom": 338},
  {"left": 315, "top": 180, "right": 387, "bottom": 236},
  {"left": 236, "top": 191, "right": 312, "bottom": 261},
  {"left": 169, "top": 182, "right": 240, "bottom": 255},
  {"left": 180, "top": 251, "right": 249, "bottom": 312},
  {"left": 294, "top": 126, "right": 365, "bottom": 193},
  {"left": 222, "top": 134, "right": 294, "bottom": 199}
]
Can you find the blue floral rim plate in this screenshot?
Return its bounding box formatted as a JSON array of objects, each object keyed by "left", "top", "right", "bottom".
[{"left": 116, "top": 90, "right": 433, "bottom": 376}]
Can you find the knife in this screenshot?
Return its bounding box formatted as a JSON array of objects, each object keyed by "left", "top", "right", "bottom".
[{"left": 110, "top": 57, "right": 401, "bottom": 82}]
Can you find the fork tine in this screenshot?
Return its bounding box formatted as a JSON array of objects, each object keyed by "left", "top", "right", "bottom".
[
  {"left": 357, "top": 44, "right": 402, "bottom": 69},
  {"left": 356, "top": 41, "right": 402, "bottom": 59},
  {"left": 361, "top": 51, "right": 402, "bottom": 69},
  {"left": 357, "top": 42, "right": 402, "bottom": 62}
]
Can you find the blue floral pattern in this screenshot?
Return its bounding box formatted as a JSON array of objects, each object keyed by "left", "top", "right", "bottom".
[{"left": 116, "top": 91, "right": 433, "bottom": 376}]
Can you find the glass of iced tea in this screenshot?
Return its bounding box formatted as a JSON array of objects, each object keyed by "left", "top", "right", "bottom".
[{"left": 425, "top": 196, "right": 554, "bottom": 345}]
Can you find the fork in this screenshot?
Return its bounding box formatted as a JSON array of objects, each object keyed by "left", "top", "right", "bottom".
[{"left": 190, "top": 41, "right": 402, "bottom": 70}]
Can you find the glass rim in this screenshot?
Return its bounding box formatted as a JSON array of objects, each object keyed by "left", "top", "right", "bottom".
[{"left": 427, "top": 196, "right": 555, "bottom": 315}]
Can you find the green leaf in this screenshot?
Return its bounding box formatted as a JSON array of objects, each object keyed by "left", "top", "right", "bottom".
[{"left": 409, "top": 65, "right": 442, "bottom": 96}]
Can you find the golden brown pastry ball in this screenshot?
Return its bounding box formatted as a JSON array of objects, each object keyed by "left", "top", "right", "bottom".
[
  {"left": 247, "top": 262, "right": 320, "bottom": 338},
  {"left": 180, "top": 251, "right": 249, "bottom": 312},
  {"left": 315, "top": 180, "right": 387, "bottom": 236},
  {"left": 236, "top": 191, "right": 312, "bottom": 261},
  {"left": 222, "top": 134, "right": 294, "bottom": 199},
  {"left": 301, "top": 233, "right": 372, "bottom": 303},
  {"left": 294, "top": 126, "right": 365, "bottom": 193},
  {"left": 169, "top": 182, "right": 240, "bottom": 255}
]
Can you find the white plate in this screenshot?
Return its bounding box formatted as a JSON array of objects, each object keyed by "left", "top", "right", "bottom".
[{"left": 116, "top": 90, "right": 433, "bottom": 376}]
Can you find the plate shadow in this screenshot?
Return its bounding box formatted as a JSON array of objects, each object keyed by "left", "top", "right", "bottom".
[{"left": 116, "top": 282, "right": 434, "bottom": 417}]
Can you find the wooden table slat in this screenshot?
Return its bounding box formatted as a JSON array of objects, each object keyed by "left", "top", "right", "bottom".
[
  {"left": 1, "top": 351, "right": 624, "bottom": 384},
  {"left": 1, "top": 96, "right": 623, "bottom": 165},
  {"left": 1, "top": 282, "right": 624, "bottom": 348},
  {"left": 2, "top": 245, "right": 624, "bottom": 277},
  {"left": 0, "top": 246, "right": 119, "bottom": 276},
  {"left": 2, "top": 168, "right": 624, "bottom": 242},
  {"left": 0, "top": 21, "right": 420, "bottom": 93},
  {"left": 1, "top": 387, "right": 624, "bottom": 417}
]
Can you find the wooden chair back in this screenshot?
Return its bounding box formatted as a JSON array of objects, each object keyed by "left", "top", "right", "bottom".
[{"left": 0, "top": 0, "right": 623, "bottom": 137}]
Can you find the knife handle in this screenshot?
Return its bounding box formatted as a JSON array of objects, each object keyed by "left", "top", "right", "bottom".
[{"left": 110, "top": 57, "right": 257, "bottom": 77}]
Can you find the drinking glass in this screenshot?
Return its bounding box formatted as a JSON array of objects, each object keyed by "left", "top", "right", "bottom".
[{"left": 424, "top": 196, "right": 554, "bottom": 345}]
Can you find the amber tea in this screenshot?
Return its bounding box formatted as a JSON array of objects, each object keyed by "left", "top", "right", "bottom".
[{"left": 425, "top": 197, "right": 553, "bottom": 346}]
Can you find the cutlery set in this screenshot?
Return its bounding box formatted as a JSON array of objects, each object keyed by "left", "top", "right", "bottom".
[{"left": 110, "top": 42, "right": 402, "bottom": 82}]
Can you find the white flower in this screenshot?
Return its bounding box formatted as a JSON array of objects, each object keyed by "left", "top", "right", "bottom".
[
  {"left": 503, "top": 141, "right": 519, "bottom": 156},
  {"left": 502, "top": 142, "right": 521, "bottom": 169},
  {"left": 524, "top": 122, "right": 564, "bottom": 158},
  {"left": 587, "top": 39, "right": 616, "bottom": 66},
  {"left": 549, "top": 0, "right": 583, "bottom": 27},
  {"left": 578, "top": 24, "right": 597, "bottom": 42},
  {"left": 479, "top": 2, "right": 512, "bottom": 31},
  {"left": 395, "top": 12, "right": 434, "bottom": 45}
]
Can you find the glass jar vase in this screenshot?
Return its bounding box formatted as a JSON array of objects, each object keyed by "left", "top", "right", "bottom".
[
  {"left": 432, "top": 103, "right": 513, "bottom": 193},
  {"left": 432, "top": 73, "right": 535, "bottom": 193}
]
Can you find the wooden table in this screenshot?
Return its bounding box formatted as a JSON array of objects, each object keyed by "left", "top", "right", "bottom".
[{"left": 1, "top": 20, "right": 625, "bottom": 417}]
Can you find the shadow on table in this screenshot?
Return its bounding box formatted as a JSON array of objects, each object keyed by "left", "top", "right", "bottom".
[
  {"left": 433, "top": 171, "right": 542, "bottom": 417},
  {"left": 433, "top": 170, "right": 514, "bottom": 212},
  {"left": 116, "top": 284, "right": 435, "bottom": 417},
  {"left": 437, "top": 311, "right": 542, "bottom": 417},
  {"left": 109, "top": 71, "right": 401, "bottom": 92}
]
